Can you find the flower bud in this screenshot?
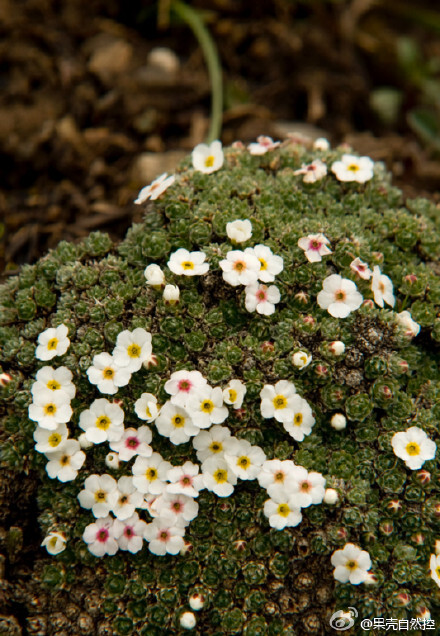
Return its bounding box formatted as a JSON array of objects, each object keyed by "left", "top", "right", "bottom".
[
  {"left": 331, "top": 413, "right": 346, "bottom": 430},
  {"left": 0, "top": 373, "right": 12, "bottom": 386},
  {"left": 323, "top": 488, "right": 338, "bottom": 504},
  {"left": 189, "top": 593, "right": 205, "bottom": 611},
  {"left": 144, "top": 264, "right": 165, "bottom": 287},
  {"left": 292, "top": 351, "right": 312, "bottom": 369},
  {"left": 105, "top": 452, "right": 120, "bottom": 469},
  {"left": 180, "top": 612, "right": 196, "bottom": 630},
  {"left": 329, "top": 341, "right": 345, "bottom": 356},
  {"left": 163, "top": 284, "right": 180, "bottom": 304}
]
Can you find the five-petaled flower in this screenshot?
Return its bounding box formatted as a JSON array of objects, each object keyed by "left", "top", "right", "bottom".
[
  {"left": 135, "top": 173, "right": 175, "bottom": 204},
  {"left": 167, "top": 249, "right": 209, "bottom": 276},
  {"left": 331, "top": 543, "right": 372, "bottom": 584},
  {"left": 317, "top": 274, "right": 363, "bottom": 318},
  {"left": 391, "top": 426, "right": 436, "bottom": 470},
  {"left": 298, "top": 233, "right": 332, "bottom": 263},
  {"left": 331, "top": 154, "right": 374, "bottom": 183},
  {"left": 247, "top": 136, "right": 280, "bottom": 155},
  {"left": 293, "top": 159, "right": 327, "bottom": 183},
  {"left": 35, "top": 324, "right": 70, "bottom": 361},
  {"left": 192, "top": 140, "right": 224, "bottom": 174},
  {"left": 371, "top": 266, "right": 395, "bottom": 308}
]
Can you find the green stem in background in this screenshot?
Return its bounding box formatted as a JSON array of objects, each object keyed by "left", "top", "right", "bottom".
[{"left": 171, "top": 0, "right": 223, "bottom": 143}]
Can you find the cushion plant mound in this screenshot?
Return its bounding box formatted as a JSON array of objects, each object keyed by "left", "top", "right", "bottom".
[{"left": 1, "top": 138, "right": 440, "bottom": 635}]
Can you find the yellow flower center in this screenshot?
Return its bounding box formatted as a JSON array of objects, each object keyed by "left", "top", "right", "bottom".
[
  {"left": 300, "top": 481, "right": 311, "bottom": 492},
  {"left": 277, "top": 503, "right": 290, "bottom": 517},
  {"left": 238, "top": 456, "right": 250, "bottom": 469},
  {"left": 436, "top": 566, "right": 440, "bottom": 578},
  {"left": 48, "top": 433, "right": 62, "bottom": 447},
  {"left": 214, "top": 469, "right": 227, "bottom": 484},
  {"left": 201, "top": 400, "right": 214, "bottom": 413},
  {"left": 205, "top": 155, "right": 214, "bottom": 168},
  {"left": 274, "top": 471, "right": 285, "bottom": 482},
  {"left": 228, "top": 389, "right": 237, "bottom": 402},
  {"left": 44, "top": 403, "right": 57, "bottom": 415},
  {"left": 145, "top": 406, "right": 152, "bottom": 418},
  {"left": 94, "top": 490, "right": 106, "bottom": 502},
  {"left": 294, "top": 413, "right": 303, "bottom": 426},
  {"left": 47, "top": 338, "right": 58, "bottom": 350},
  {"left": 172, "top": 415, "right": 185, "bottom": 428},
  {"left": 103, "top": 367, "right": 114, "bottom": 379},
  {"left": 146, "top": 468, "right": 157, "bottom": 481},
  {"left": 127, "top": 344, "right": 141, "bottom": 358},
  {"left": 96, "top": 415, "right": 111, "bottom": 430},
  {"left": 233, "top": 260, "right": 245, "bottom": 272},
  {"left": 406, "top": 442, "right": 420, "bottom": 456},
  {"left": 210, "top": 442, "right": 222, "bottom": 453},
  {"left": 182, "top": 261, "right": 195, "bottom": 270},
  {"left": 347, "top": 164, "right": 359, "bottom": 172},
  {"left": 259, "top": 258, "right": 268, "bottom": 270},
  {"left": 49, "top": 537, "right": 58, "bottom": 549},
  {"left": 273, "top": 395, "right": 287, "bottom": 409},
  {"left": 346, "top": 560, "right": 358, "bottom": 571},
  {"left": 47, "top": 380, "right": 61, "bottom": 391}
]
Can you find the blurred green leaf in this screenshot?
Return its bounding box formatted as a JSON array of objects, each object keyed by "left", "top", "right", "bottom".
[
  {"left": 407, "top": 108, "right": 440, "bottom": 151},
  {"left": 370, "top": 88, "right": 403, "bottom": 126}
]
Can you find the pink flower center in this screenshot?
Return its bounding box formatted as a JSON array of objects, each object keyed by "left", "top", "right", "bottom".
[
  {"left": 159, "top": 530, "right": 170, "bottom": 542},
  {"left": 256, "top": 289, "right": 267, "bottom": 301},
  {"left": 178, "top": 379, "right": 191, "bottom": 392},
  {"left": 310, "top": 240, "right": 322, "bottom": 250},
  {"left": 97, "top": 528, "right": 109, "bottom": 542},
  {"left": 172, "top": 501, "right": 183, "bottom": 512},
  {"left": 124, "top": 527, "right": 134, "bottom": 538},
  {"left": 180, "top": 475, "right": 192, "bottom": 486},
  {"left": 306, "top": 165, "right": 316, "bottom": 172},
  {"left": 126, "top": 437, "right": 139, "bottom": 449}
]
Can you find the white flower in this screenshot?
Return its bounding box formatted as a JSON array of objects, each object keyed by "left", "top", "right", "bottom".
[
  {"left": 164, "top": 370, "right": 208, "bottom": 408},
  {"left": 79, "top": 398, "right": 124, "bottom": 444},
  {"left": 331, "top": 543, "right": 372, "bottom": 584},
  {"left": 224, "top": 438, "right": 266, "bottom": 480},
  {"left": 77, "top": 474, "right": 118, "bottom": 518},
  {"left": 292, "top": 351, "right": 312, "bottom": 369},
  {"left": 201, "top": 456, "right": 237, "bottom": 497},
  {"left": 313, "top": 137, "right": 330, "bottom": 151},
  {"left": 132, "top": 452, "right": 172, "bottom": 495},
  {"left": 297, "top": 233, "right": 332, "bottom": 263},
  {"left": 166, "top": 461, "right": 204, "bottom": 498},
  {"left": 35, "top": 324, "right": 70, "bottom": 361},
  {"left": 189, "top": 593, "right": 205, "bottom": 611},
  {"left": 144, "top": 264, "right": 165, "bottom": 287},
  {"left": 192, "top": 425, "right": 232, "bottom": 462},
  {"left": 245, "top": 282, "right": 280, "bottom": 315},
  {"left": 28, "top": 390, "right": 72, "bottom": 430},
  {"left": 82, "top": 516, "right": 118, "bottom": 557},
  {"left": 155, "top": 401, "right": 199, "bottom": 444},
  {"left": 134, "top": 173, "right": 175, "bottom": 204},
  {"left": 112, "top": 328, "right": 153, "bottom": 373},
  {"left": 134, "top": 393, "right": 160, "bottom": 423},
  {"left": 186, "top": 387, "right": 228, "bottom": 429},
  {"left": 350, "top": 257, "right": 372, "bottom": 280},
  {"left": 317, "top": 274, "right": 363, "bottom": 318},
  {"left": 180, "top": 612, "right": 197, "bottom": 630},
  {"left": 293, "top": 159, "right": 327, "bottom": 183},
  {"left": 45, "top": 439, "right": 85, "bottom": 482},
  {"left": 324, "top": 488, "right": 339, "bottom": 504},
  {"left": 192, "top": 140, "right": 224, "bottom": 174},
  {"left": 109, "top": 426, "right": 153, "bottom": 461},
  {"left": 257, "top": 459, "right": 297, "bottom": 490},
  {"left": 329, "top": 340, "right": 345, "bottom": 356},
  {"left": 371, "top": 266, "right": 395, "bottom": 308},
  {"left": 331, "top": 154, "right": 374, "bottom": 183},
  {"left": 33, "top": 422, "right": 69, "bottom": 454},
  {"left": 163, "top": 284, "right": 180, "bottom": 304},
  {"left": 247, "top": 135, "right": 280, "bottom": 155},
  {"left": 222, "top": 379, "right": 246, "bottom": 409},
  {"left": 226, "top": 220, "right": 252, "bottom": 243},
  {"left": 41, "top": 531, "right": 67, "bottom": 555},
  {"left": 331, "top": 413, "right": 347, "bottom": 430},
  {"left": 153, "top": 493, "right": 199, "bottom": 526},
  {"left": 391, "top": 426, "right": 436, "bottom": 470},
  {"left": 245, "top": 245, "right": 283, "bottom": 283},
  {"left": 283, "top": 395, "right": 315, "bottom": 442},
  {"left": 430, "top": 554, "right": 440, "bottom": 588},
  {"left": 167, "top": 248, "right": 209, "bottom": 276},
  {"left": 144, "top": 515, "right": 186, "bottom": 555},
  {"left": 105, "top": 452, "right": 120, "bottom": 469},
  {"left": 280, "top": 466, "right": 325, "bottom": 508},
  {"left": 395, "top": 310, "right": 420, "bottom": 338},
  {"left": 219, "top": 250, "right": 260, "bottom": 287},
  {"left": 111, "top": 476, "right": 145, "bottom": 520},
  {"left": 263, "top": 489, "right": 302, "bottom": 529},
  {"left": 260, "top": 380, "right": 297, "bottom": 423},
  {"left": 86, "top": 352, "right": 131, "bottom": 395},
  {"left": 32, "top": 366, "right": 76, "bottom": 401},
  {"left": 113, "top": 513, "right": 148, "bottom": 553}
]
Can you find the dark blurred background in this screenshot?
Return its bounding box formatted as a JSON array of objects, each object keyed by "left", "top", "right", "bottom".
[{"left": 1, "top": 0, "right": 440, "bottom": 276}]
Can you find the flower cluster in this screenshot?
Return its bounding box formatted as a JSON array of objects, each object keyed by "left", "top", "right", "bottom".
[{"left": 260, "top": 380, "right": 315, "bottom": 442}]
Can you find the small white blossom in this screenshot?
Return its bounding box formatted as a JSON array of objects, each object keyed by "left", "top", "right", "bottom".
[
  {"left": 281, "top": 466, "right": 325, "bottom": 508},
  {"left": 395, "top": 310, "right": 420, "bottom": 337},
  {"left": 111, "top": 476, "right": 145, "bottom": 520},
  {"left": 112, "top": 328, "right": 153, "bottom": 373},
  {"left": 292, "top": 351, "right": 312, "bottom": 369},
  {"left": 32, "top": 366, "right": 75, "bottom": 401},
  {"left": 132, "top": 453, "right": 172, "bottom": 495},
  {"left": 313, "top": 137, "right": 330, "bottom": 151},
  {"left": 283, "top": 395, "right": 315, "bottom": 442},
  {"left": 324, "top": 488, "right": 339, "bottom": 505},
  {"left": 79, "top": 398, "right": 124, "bottom": 444},
  {"left": 153, "top": 493, "right": 199, "bottom": 526},
  {"left": 298, "top": 233, "right": 332, "bottom": 263},
  {"left": 41, "top": 531, "right": 67, "bottom": 555},
  {"left": 263, "top": 489, "right": 302, "bottom": 529},
  {"left": 144, "top": 264, "right": 165, "bottom": 287},
  {"left": 260, "top": 380, "right": 297, "bottom": 424},
  {"left": 167, "top": 248, "right": 209, "bottom": 276},
  {"left": 257, "top": 459, "right": 297, "bottom": 490},
  {"left": 224, "top": 438, "right": 266, "bottom": 480},
  {"left": 135, "top": 173, "right": 175, "bottom": 204},
  {"left": 35, "top": 324, "right": 70, "bottom": 361},
  {"left": 371, "top": 266, "right": 395, "bottom": 308},
  {"left": 350, "top": 257, "right": 372, "bottom": 280},
  {"left": 220, "top": 250, "right": 260, "bottom": 287},
  {"left": 226, "top": 219, "right": 252, "bottom": 243},
  {"left": 45, "top": 439, "right": 85, "bottom": 482},
  {"left": 105, "top": 452, "right": 120, "bottom": 469},
  {"left": 201, "top": 456, "right": 237, "bottom": 497},
  {"left": 155, "top": 401, "right": 199, "bottom": 444},
  {"left": 192, "top": 425, "right": 232, "bottom": 462},
  {"left": 317, "top": 274, "right": 363, "bottom": 318},
  {"left": 86, "top": 352, "right": 131, "bottom": 395},
  {"left": 144, "top": 514, "right": 185, "bottom": 555},
  {"left": 391, "top": 426, "right": 436, "bottom": 470},
  {"left": 166, "top": 462, "right": 204, "bottom": 498},
  {"left": 33, "top": 422, "right": 69, "bottom": 454},
  {"left": 245, "top": 282, "right": 280, "bottom": 315},
  {"left": 164, "top": 370, "right": 208, "bottom": 408},
  {"left": 192, "top": 140, "right": 224, "bottom": 174},
  {"left": 180, "top": 612, "right": 196, "bottom": 630},
  {"left": 293, "top": 159, "right": 327, "bottom": 183},
  {"left": 245, "top": 245, "right": 283, "bottom": 283},
  {"left": 222, "top": 379, "right": 246, "bottom": 409},
  {"left": 113, "top": 513, "right": 148, "bottom": 553},
  {"left": 331, "top": 543, "right": 372, "bottom": 584},
  {"left": 163, "top": 284, "right": 180, "bottom": 304},
  {"left": 331, "top": 413, "right": 347, "bottom": 430},
  {"left": 186, "top": 387, "right": 228, "bottom": 429},
  {"left": 77, "top": 474, "right": 118, "bottom": 518},
  {"left": 110, "top": 426, "right": 153, "bottom": 462},
  {"left": 331, "top": 154, "right": 374, "bottom": 183},
  {"left": 82, "top": 516, "right": 118, "bottom": 557},
  {"left": 247, "top": 135, "right": 280, "bottom": 155},
  {"left": 430, "top": 554, "right": 440, "bottom": 588},
  {"left": 134, "top": 393, "right": 160, "bottom": 422},
  {"left": 28, "top": 390, "right": 72, "bottom": 431}
]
